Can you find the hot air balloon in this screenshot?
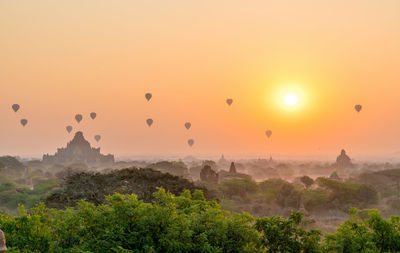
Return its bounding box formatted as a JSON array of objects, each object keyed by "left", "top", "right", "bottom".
[
  {"left": 94, "top": 135, "right": 101, "bottom": 142},
  {"left": 90, "top": 112, "right": 97, "bottom": 120},
  {"left": 184, "top": 122, "right": 191, "bottom": 130},
  {"left": 226, "top": 98, "right": 233, "bottom": 106},
  {"left": 12, "top": 104, "right": 20, "bottom": 112},
  {"left": 188, "top": 139, "right": 194, "bottom": 147},
  {"left": 75, "top": 114, "right": 83, "bottom": 123},
  {"left": 66, "top": 125, "right": 73, "bottom": 133},
  {"left": 145, "top": 93, "right": 152, "bottom": 101},
  {"left": 20, "top": 119, "right": 28, "bottom": 127},
  {"left": 265, "top": 130, "right": 272, "bottom": 138},
  {"left": 146, "top": 118, "right": 153, "bottom": 127},
  {"left": 355, "top": 104, "right": 362, "bottom": 113}
]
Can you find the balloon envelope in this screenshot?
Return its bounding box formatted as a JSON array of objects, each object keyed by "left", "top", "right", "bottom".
[
  {"left": 265, "top": 130, "right": 272, "bottom": 138},
  {"left": 188, "top": 139, "right": 194, "bottom": 147},
  {"left": 145, "top": 93, "right": 152, "bottom": 101},
  {"left": 66, "top": 126, "right": 73, "bottom": 133},
  {"left": 20, "top": 119, "right": 28, "bottom": 127},
  {"left": 12, "top": 104, "right": 20, "bottom": 112},
  {"left": 355, "top": 104, "right": 362, "bottom": 112},
  {"left": 75, "top": 114, "right": 83, "bottom": 123},
  {"left": 94, "top": 135, "right": 101, "bottom": 142},
  {"left": 226, "top": 98, "right": 233, "bottom": 106},
  {"left": 90, "top": 112, "right": 97, "bottom": 120},
  {"left": 184, "top": 122, "right": 191, "bottom": 130},
  {"left": 146, "top": 118, "right": 153, "bottom": 127}
]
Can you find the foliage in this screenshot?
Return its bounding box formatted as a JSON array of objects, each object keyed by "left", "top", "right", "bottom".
[
  {"left": 300, "top": 176, "right": 314, "bottom": 188},
  {"left": 0, "top": 178, "right": 59, "bottom": 211},
  {"left": 317, "top": 178, "right": 378, "bottom": 207},
  {"left": 147, "top": 161, "right": 189, "bottom": 177},
  {"left": 0, "top": 189, "right": 399, "bottom": 252},
  {"left": 1, "top": 189, "right": 263, "bottom": 253},
  {"left": 302, "top": 188, "right": 330, "bottom": 211},
  {"left": 358, "top": 168, "right": 400, "bottom": 198},
  {"left": 258, "top": 179, "right": 291, "bottom": 204},
  {"left": 0, "top": 173, "right": 16, "bottom": 192},
  {"left": 0, "top": 156, "right": 25, "bottom": 171},
  {"left": 276, "top": 182, "right": 302, "bottom": 208},
  {"left": 323, "top": 208, "right": 400, "bottom": 252},
  {"left": 45, "top": 168, "right": 214, "bottom": 208},
  {"left": 201, "top": 160, "right": 218, "bottom": 170},
  {"left": 375, "top": 168, "right": 400, "bottom": 178},
  {"left": 255, "top": 211, "right": 322, "bottom": 253},
  {"left": 219, "top": 179, "right": 258, "bottom": 199}
]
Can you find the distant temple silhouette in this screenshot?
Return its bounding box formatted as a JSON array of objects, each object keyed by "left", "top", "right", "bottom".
[
  {"left": 229, "top": 162, "right": 237, "bottom": 173},
  {"left": 219, "top": 154, "right": 228, "bottom": 164},
  {"left": 42, "top": 131, "right": 114, "bottom": 165},
  {"left": 200, "top": 165, "right": 219, "bottom": 183},
  {"left": 334, "top": 149, "right": 353, "bottom": 168}
]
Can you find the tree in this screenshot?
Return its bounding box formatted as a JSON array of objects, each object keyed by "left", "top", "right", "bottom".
[
  {"left": 147, "top": 161, "right": 189, "bottom": 177},
  {"left": 323, "top": 208, "right": 400, "bottom": 252},
  {"left": 45, "top": 168, "right": 214, "bottom": 209},
  {"left": 255, "top": 211, "right": 321, "bottom": 253},
  {"left": 300, "top": 176, "right": 314, "bottom": 188},
  {"left": 1, "top": 192, "right": 400, "bottom": 252},
  {"left": 376, "top": 169, "right": 400, "bottom": 198},
  {"left": 219, "top": 179, "right": 258, "bottom": 199},
  {"left": 1, "top": 189, "right": 264, "bottom": 252},
  {"left": 317, "top": 178, "right": 378, "bottom": 207}
]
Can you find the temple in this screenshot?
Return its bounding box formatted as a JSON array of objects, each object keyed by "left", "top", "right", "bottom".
[
  {"left": 200, "top": 165, "right": 219, "bottom": 183},
  {"left": 42, "top": 131, "right": 114, "bottom": 165},
  {"left": 334, "top": 149, "right": 353, "bottom": 168},
  {"left": 218, "top": 154, "right": 228, "bottom": 164},
  {"left": 229, "top": 162, "right": 237, "bottom": 173}
]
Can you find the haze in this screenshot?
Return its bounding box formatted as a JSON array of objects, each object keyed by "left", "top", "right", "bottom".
[{"left": 1, "top": 0, "right": 400, "bottom": 160}]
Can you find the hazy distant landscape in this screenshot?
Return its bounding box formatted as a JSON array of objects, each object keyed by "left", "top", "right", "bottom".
[
  {"left": 0, "top": 131, "right": 399, "bottom": 251},
  {"left": 1, "top": 0, "right": 400, "bottom": 252}
]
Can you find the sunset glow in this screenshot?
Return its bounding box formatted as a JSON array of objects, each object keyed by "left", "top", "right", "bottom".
[
  {"left": 284, "top": 93, "right": 299, "bottom": 107},
  {"left": 0, "top": 1, "right": 399, "bottom": 159},
  {"left": 2, "top": 2, "right": 400, "bottom": 250}
]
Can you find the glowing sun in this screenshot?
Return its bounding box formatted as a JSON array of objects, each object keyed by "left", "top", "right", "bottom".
[{"left": 283, "top": 93, "right": 299, "bottom": 106}]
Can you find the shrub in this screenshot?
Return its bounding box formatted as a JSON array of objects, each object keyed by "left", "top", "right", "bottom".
[
  {"left": 323, "top": 208, "right": 400, "bottom": 252},
  {"left": 255, "top": 211, "right": 322, "bottom": 253},
  {"left": 259, "top": 179, "right": 289, "bottom": 203},
  {"left": 1, "top": 189, "right": 263, "bottom": 252},
  {"left": 0, "top": 191, "right": 399, "bottom": 252},
  {"left": 302, "top": 188, "right": 330, "bottom": 212},
  {"left": 219, "top": 179, "right": 258, "bottom": 199},
  {"left": 46, "top": 168, "right": 213, "bottom": 209},
  {"left": 317, "top": 178, "right": 378, "bottom": 207},
  {"left": 300, "top": 175, "right": 314, "bottom": 188}
]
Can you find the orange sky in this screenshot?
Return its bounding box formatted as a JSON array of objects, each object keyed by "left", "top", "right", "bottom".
[{"left": 1, "top": 1, "right": 400, "bottom": 160}]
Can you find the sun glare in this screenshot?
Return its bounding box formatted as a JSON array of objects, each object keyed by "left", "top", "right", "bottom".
[
  {"left": 270, "top": 84, "right": 308, "bottom": 112},
  {"left": 284, "top": 93, "right": 299, "bottom": 106}
]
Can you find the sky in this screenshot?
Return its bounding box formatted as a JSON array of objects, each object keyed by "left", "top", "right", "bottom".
[{"left": 0, "top": 0, "right": 400, "bottom": 160}]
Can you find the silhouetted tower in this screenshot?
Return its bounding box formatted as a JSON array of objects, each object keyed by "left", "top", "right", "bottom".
[
  {"left": 229, "top": 162, "right": 237, "bottom": 173},
  {"left": 335, "top": 149, "right": 353, "bottom": 168},
  {"left": 219, "top": 154, "right": 227, "bottom": 163}
]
